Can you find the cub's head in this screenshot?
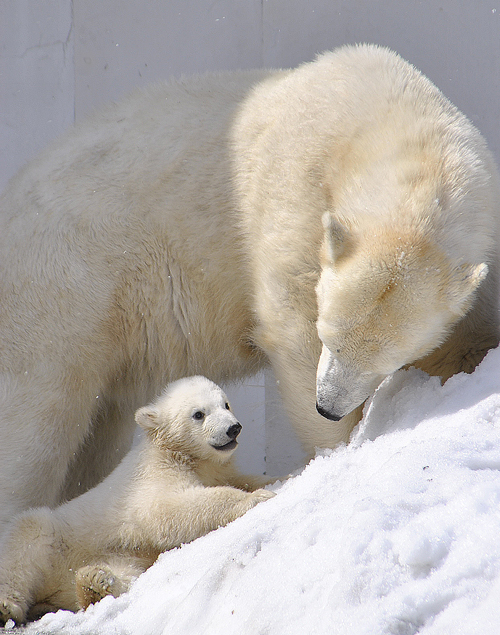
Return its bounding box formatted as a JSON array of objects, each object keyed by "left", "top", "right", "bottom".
[
  {"left": 315, "top": 213, "right": 488, "bottom": 421},
  {"left": 135, "top": 376, "right": 241, "bottom": 463}
]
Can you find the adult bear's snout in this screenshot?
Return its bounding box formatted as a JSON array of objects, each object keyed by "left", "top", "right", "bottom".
[{"left": 316, "top": 402, "right": 343, "bottom": 422}]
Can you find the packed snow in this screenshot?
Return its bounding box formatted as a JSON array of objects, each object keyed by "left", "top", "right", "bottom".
[{"left": 17, "top": 347, "right": 500, "bottom": 635}]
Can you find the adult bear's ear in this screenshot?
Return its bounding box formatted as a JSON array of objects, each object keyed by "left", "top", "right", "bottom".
[
  {"left": 448, "top": 262, "right": 488, "bottom": 315},
  {"left": 321, "top": 213, "right": 352, "bottom": 264},
  {"left": 135, "top": 406, "right": 159, "bottom": 432}
]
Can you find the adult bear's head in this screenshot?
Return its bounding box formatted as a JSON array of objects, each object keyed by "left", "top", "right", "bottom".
[{"left": 314, "top": 213, "right": 488, "bottom": 421}]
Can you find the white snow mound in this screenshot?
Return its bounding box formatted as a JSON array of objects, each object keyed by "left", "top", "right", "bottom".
[{"left": 26, "top": 348, "right": 500, "bottom": 635}]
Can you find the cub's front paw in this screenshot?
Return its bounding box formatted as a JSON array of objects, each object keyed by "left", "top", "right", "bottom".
[{"left": 248, "top": 489, "right": 275, "bottom": 506}]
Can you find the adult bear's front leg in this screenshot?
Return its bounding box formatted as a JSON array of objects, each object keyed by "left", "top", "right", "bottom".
[
  {"left": 265, "top": 342, "right": 362, "bottom": 458},
  {"left": 0, "top": 372, "right": 98, "bottom": 537},
  {"left": 254, "top": 295, "right": 361, "bottom": 457}
]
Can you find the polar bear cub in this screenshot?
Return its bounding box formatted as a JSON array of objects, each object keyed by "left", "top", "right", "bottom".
[{"left": 0, "top": 376, "right": 274, "bottom": 624}]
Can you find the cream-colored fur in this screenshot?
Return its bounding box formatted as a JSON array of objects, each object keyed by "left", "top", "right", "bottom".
[
  {"left": 0, "top": 377, "right": 273, "bottom": 624},
  {"left": 0, "top": 45, "right": 498, "bottom": 529},
  {"left": 232, "top": 44, "right": 500, "bottom": 440}
]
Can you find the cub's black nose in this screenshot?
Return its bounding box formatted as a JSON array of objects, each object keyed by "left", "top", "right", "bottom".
[{"left": 227, "top": 422, "right": 242, "bottom": 439}]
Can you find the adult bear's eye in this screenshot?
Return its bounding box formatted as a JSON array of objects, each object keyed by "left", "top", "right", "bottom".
[
  {"left": 225, "top": 402, "right": 230, "bottom": 410},
  {"left": 193, "top": 410, "right": 205, "bottom": 421}
]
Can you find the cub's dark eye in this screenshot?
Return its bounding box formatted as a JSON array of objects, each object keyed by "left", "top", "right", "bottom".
[
  {"left": 192, "top": 411, "right": 205, "bottom": 421},
  {"left": 225, "top": 402, "right": 230, "bottom": 410}
]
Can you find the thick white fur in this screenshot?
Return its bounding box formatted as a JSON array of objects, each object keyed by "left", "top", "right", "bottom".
[
  {"left": 0, "top": 44, "right": 499, "bottom": 527},
  {"left": 0, "top": 376, "right": 273, "bottom": 624}
]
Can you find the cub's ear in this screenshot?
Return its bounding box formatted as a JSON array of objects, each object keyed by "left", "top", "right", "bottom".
[
  {"left": 448, "top": 262, "right": 488, "bottom": 315},
  {"left": 321, "top": 213, "right": 352, "bottom": 264},
  {"left": 135, "top": 406, "right": 160, "bottom": 432}
]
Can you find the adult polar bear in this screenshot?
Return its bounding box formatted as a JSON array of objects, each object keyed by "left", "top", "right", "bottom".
[{"left": 0, "top": 44, "right": 499, "bottom": 531}]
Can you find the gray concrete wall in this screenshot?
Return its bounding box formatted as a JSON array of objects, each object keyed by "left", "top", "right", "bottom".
[{"left": 1, "top": 0, "right": 499, "bottom": 475}]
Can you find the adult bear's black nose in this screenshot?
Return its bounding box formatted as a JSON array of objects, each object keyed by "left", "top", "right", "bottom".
[
  {"left": 227, "top": 422, "right": 242, "bottom": 439},
  {"left": 316, "top": 402, "right": 343, "bottom": 421}
]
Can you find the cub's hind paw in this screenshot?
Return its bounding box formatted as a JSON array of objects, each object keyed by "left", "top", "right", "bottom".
[{"left": 75, "top": 564, "right": 126, "bottom": 610}]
